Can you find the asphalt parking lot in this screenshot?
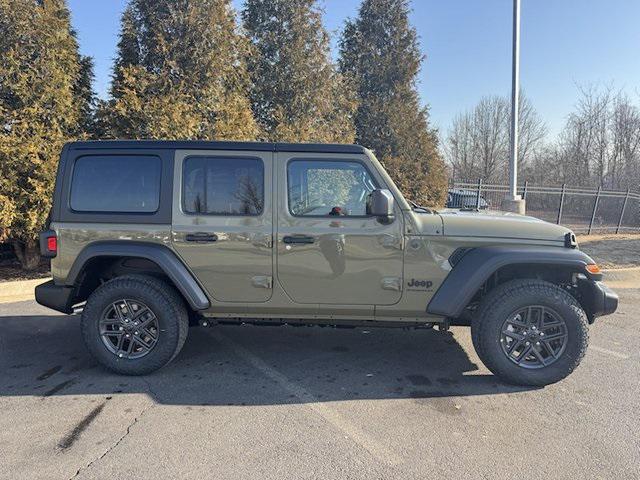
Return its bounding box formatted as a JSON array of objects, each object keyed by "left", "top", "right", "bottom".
[{"left": 1, "top": 289, "right": 639, "bottom": 480}]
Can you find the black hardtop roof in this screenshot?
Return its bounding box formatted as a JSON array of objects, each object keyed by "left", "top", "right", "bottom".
[{"left": 67, "top": 140, "right": 366, "bottom": 154}]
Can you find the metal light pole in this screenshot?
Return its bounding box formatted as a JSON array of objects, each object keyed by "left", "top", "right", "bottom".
[{"left": 503, "top": 0, "right": 526, "bottom": 214}]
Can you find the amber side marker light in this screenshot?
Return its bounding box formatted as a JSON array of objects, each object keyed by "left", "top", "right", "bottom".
[{"left": 586, "top": 264, "right": 601, "bottom": 275}]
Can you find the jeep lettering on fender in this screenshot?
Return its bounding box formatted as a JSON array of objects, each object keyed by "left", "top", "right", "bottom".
[
  {"left": 407, "top": 279, "right": 433, "bottom": 291},
  {"left": 35, "top": 140, "right": 618, "bottom": 385}
]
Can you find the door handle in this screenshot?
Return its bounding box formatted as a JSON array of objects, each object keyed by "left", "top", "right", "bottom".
[
  {"left": 283, "top": 235, "right": 315, "bottom": 245},
  {"left": 185, "top": 232, "right": 218, "bottom": 243}
]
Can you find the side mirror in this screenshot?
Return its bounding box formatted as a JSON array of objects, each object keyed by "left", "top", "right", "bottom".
[{"left": 368, "top": 189, "right": 395, "bottom": 223}]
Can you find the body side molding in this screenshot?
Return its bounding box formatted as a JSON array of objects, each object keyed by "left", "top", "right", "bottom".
[
  {"left": 66, "top": 242, "right": 210, "bottom": 310},
  {"left": 426, "top": 246, "right": 599, "bottom": 318}
]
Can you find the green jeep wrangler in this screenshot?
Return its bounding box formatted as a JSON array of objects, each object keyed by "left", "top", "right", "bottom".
[{"left": 35, "top": 141, "right": 618, "bottom": 385}]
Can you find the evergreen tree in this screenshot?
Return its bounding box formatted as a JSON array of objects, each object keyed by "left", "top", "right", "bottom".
[
  {"left": 339, "top": 0, "right": 447, "bottom": 205},
  {"left": 0, "top": 0, "right": 93, "bottom": 269},
  {"left": 75, "top": 55, "right": 97, "bottom": 135},
  {"left": 242, "top": 0, "right": 355, "bottom": 143},
  {"left": 102, "top": 0, "right": 258, "bottom": 140}
]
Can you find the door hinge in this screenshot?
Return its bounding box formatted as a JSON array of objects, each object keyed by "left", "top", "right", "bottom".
[{"left": 381, "top": 277, "right": 402, "bottom": 292}]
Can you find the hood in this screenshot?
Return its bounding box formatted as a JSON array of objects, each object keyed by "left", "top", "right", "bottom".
[
  {"left": 413, "top": 209, "right": 572, "bottom": 244},
  {"left": 439, "top": 209, "right": 572, "bottom": 243}
]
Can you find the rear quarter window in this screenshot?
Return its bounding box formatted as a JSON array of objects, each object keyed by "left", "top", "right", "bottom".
[{"left": 70, "top": 155, "right": 161, "bottom": 213}]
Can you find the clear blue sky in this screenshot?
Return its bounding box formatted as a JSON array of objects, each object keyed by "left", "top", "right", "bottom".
[{"left": 67, "top": 0, "right": 640, "bottom": 137}]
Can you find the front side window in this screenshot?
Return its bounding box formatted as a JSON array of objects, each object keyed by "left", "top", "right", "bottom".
[
  {"left": 182, "top": 157, "right": 264, "bottom": 215},
  {"left": 70, "top": 155, "right": 161, "bottom": 213},
  {"left": 287, "top": 160, "right": 377, "bottom": 217}
]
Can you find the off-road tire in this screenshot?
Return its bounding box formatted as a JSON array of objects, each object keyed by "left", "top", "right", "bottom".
[
  {"left": 471, "top": 279, "right": 589, "bottom": 386},
  {"left": 81, "top": 275, "right": 189, "bottom": 375}
]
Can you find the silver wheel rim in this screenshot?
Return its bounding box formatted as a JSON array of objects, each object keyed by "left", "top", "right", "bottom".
[
  {"left": 500, "top": 305, "right": 568, "bottom": 369},
  {"left": 99, "top": 299, "right": 159, "bottom": 359}
]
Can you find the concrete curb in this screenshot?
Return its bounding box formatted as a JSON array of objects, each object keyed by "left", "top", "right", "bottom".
[{"left": 0, "top": 277, "right": 50, "bottom": 303}]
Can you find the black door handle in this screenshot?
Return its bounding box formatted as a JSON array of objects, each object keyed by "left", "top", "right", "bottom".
[
  {"left": 185, "top": 232, "right": 218, "bottom": 243},
  {"left": 283, "top": 235, "right": 315, "bottom": 244}
]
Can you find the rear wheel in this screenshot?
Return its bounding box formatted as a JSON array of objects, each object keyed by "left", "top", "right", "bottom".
[
  {"left": 472, "top": 279, "right": 589, "bottom": 386},
  {"left": 81, "top": 275, "right": 189, "bottom": 375}
]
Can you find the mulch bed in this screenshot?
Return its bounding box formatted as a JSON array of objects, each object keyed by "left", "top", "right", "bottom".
[{"left": 0, "top": 258, "right": 51, "bottom": 282}]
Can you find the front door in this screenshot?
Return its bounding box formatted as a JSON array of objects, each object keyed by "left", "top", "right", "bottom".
[
  {"left": 172, "top": 150, "right": 273, "bottom": 303},
  {"left": 276, "top": 153, "right": 404, "bottom": 307}
]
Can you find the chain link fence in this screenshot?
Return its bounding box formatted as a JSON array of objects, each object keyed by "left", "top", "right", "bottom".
[{"left": 449, "top": 179, "right": 640, "bottom": 234}]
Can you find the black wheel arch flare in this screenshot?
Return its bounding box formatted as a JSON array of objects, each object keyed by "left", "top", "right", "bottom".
[
  {"left": 426, "top": 245, "right": 602, "bottom": 318},
  {"left": 65, "top": 241, "right": 210, "bottom": 311}
]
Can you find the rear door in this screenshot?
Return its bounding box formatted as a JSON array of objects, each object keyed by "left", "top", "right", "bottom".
[
  {"left": 275, "top": 152, "right": 404, "bottom": 308},
  {"left": 172, "top": 150, "right": 273, "bottom": 303}
]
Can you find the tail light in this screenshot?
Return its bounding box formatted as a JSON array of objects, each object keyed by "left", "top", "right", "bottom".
[
  {"left": 39, "top": 230, "right": 57, "bottom": 258},
  {"left": 47, "top": 236, "right": 57, "bottom": 253}
]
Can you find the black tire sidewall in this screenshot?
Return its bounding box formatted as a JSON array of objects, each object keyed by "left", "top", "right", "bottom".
[
  {"left": 474, "top": 282, "right": 588, "bottom": 386},
  {"left": 81, "top": 278, "right": 184, "bottom": 375}
]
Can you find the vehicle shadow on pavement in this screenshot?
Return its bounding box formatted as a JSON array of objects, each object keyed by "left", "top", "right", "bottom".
[{"left": 0, "top": 312, "right": 535, "bottom": 405}]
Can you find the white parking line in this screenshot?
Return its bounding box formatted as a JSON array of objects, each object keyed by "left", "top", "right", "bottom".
[
  {"left": 209, "top": 329, "right": 404, "bottom": 467},
  {"left": 591, "top": 345, "right": 630, "bottom": 359}
]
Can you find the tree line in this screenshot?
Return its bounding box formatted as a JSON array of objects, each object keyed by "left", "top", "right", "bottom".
[
  {"left": 445, "top": 86, "right": 640, "bottom": 192},
  {"left": 0, "top": 0, "right": 446, "bottom": 269}
]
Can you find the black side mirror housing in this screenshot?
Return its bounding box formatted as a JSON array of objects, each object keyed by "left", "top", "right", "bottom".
[{"left": 368, "top": 189, "right": 395, "bottom": 223}]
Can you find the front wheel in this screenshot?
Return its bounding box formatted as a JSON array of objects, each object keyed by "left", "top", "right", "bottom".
[
  {"left": 81, "top": 275, "right": 189, "bottom": 375},
  {"left": 472, "top": 279, "right": 589, "bottom": 387}
]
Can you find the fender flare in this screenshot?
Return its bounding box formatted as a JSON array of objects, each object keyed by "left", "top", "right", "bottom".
[
  {"left": 66, "top": 241, "right": 210, "bottom": 310},
  {"left": 426, "top": 246, "right": 599, "bottom": 318}
]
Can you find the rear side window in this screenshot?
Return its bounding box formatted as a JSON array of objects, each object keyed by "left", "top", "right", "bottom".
[
  {"left": 70, "top": 155, "right": 161, "bottom": 213},
  {"left": 182, "top": 157, "right": 264, "bottom": 215}
]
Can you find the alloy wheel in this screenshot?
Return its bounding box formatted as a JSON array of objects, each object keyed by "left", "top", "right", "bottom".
[
  {"left": 500, "top": 305, "right": 569, "bottom": 369},
  {"left": 99, "top": 299, "right": 160, "bottom": 359}
]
